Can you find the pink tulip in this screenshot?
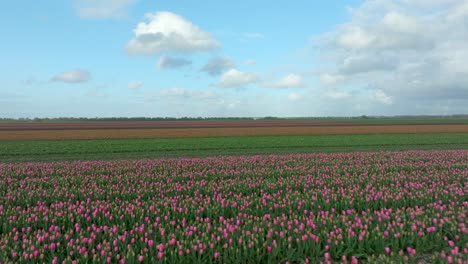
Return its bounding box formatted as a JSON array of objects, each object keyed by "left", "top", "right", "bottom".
[
  {"left": 157, "top": 252, "right": 164, "bottom": 259},
  {"left": 385, "top": 247, "right": 391, "bottom": 254}
]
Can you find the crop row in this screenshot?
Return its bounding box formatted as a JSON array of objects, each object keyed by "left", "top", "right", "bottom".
[{"left": 2, "top": 133, "right": 468, "bottom": 162}]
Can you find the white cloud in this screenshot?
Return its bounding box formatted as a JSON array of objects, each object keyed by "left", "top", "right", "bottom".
[
  {"left": 334, "top": 7, "right": 433, "bottom": 52},
  {"left": 51, "top": 69, "right": 91, "bottom": 84},
  {"left": 217, "top": 69, "right": 258, "bottom": 88},
  {"left": 320, "top": 74, "right": 345, "bottom": 86},
  {"left": 201, "top": 57, "right": 236, "bottom": 76},
  {"left": 74, "top": 0, "right": 136, "bottom": 19},
  {"left": 382, "top": 12, "right": 421, "bottom": 33},
  {"left": 267, "top": 74, "right": 304, "bottom": 89},
  {"left": 128, "top": 81, "right": 144, "bottom": 90},
  {"left": 126, "top": 12, "right": 219, "bottom": 55},
  {"left": 337, "top": 26, "right": 375, "bottom": 49},
  {"left": 157, "top": 56, "right": 192, "bottom": 70},
  {"left": 317, "top": 0, "right": 468, "bottom": 109},
  {"left": 374, "top": 90, "right": 394, "bottom": 105}
]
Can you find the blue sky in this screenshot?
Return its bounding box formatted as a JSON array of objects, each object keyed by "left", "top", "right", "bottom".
[{"left": 1, "top": 0, "right": 468, "bottom": 118}]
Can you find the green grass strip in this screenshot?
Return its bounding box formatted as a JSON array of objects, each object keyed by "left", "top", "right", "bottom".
[{"left": 0, "top": 133, "right": 467, "bottom": 162}]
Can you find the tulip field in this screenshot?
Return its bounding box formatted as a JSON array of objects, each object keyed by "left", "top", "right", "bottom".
[{"left": 0, "top": 150, "right": 467, "bottom": 263}]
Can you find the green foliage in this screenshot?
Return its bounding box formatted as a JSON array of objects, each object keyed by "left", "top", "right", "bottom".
[
  {"left": 0, "top": 151, "right": 467, "bottom": 263},
  {"left": 1, "top": 133, "right": 467, "bottom": 162}
]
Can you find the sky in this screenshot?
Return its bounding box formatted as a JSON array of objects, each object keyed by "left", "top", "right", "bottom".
[{"left": 1, "top": 0, "right": 468, "bottom": 118}]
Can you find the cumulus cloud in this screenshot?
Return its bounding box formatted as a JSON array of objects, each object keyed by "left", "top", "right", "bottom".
[
  {"left": 126, "top": 12, "right": 219, "bottom": 55},
  {"left": 74, "top": 0, "right": 136, "bottom": 19},
  {"left": 217, "top": 69, "right": 258, "bottom": 88},
  {"left": 51, "top": 69, "right": 91, "bottom": 84},
  {"left": 317, "top": 0, "right": 468, "bottom": 108},
  {"left": 157, "top": 56, "right": 192, "bottom": 70},
  {"left": 266, "top": 74, "right": 304, "bottom": 89},
  {"left": 128, "top": 81, "right": 144, "bottom": 90},
  {"left": 201, "top": 57, "right": 236, "bottom": 76}
]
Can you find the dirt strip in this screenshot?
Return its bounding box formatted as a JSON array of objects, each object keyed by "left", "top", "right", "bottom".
[
  {"left": 1, "top": 123, "right": 466, "bottom": 131},
  {"left": 0, "top": 121, "right": 362, "bottom": 129},
  {"left": 1, "top": 124, "right": 467, "bottom": 140}
]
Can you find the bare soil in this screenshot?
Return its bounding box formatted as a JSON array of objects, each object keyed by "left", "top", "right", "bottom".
[{"left": 0, "top": 124, "right": 467, "bottom": 140}]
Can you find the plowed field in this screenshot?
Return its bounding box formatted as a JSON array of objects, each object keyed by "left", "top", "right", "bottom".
[{"left": 0, "top": 123, "right": 467, "bottom": 140}]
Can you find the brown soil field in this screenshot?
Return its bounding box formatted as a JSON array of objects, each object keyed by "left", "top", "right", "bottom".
[
  {"left": 0, "top": 121, "right": 363, "bottom": 130},
  {"left": 2, "top": 121, "right": 466, "bottom": 131},
  {"left": 1, "top": 124, "right": 467, "bottom": 140}
]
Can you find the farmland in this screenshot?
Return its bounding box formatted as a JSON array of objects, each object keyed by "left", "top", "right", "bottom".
[
  {"left": 1, "top": 133, "right": 468, "bottom": 162},
  {"left": 1, "top": 119, "right": 467, "bottom": 263},
  {"left": 1, "top": 150, "right": 467, "bottom": 263},
  {"left": 1, "top": 121, "right": 468, "bottom": 140}
]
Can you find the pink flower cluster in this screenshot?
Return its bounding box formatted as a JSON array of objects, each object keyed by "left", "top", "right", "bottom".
[{"left": 0, "top": 150, "right": 467, "bottom": 263}]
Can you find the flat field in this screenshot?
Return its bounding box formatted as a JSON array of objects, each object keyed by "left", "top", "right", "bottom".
[
  {"left": 0, "top": 124, "right": 468, "bottom": 140},
  {"left": 1, "top": 150, "right": 467, "bottom": 263},
  {"left": 1, "top": 120, "right": 467, "bottom": 263},
  {"left": 1, "top": 133, "right": 468, "bottom": 162}
]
